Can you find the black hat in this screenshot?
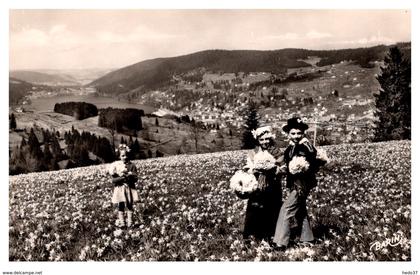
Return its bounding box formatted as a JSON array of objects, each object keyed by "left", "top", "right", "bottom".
[{"left": 282, "top": 117, "right": 309, "bottom": 133}]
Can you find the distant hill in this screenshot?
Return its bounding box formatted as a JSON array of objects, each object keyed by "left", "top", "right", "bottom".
[
  {"left": 89, "top": 42, "right": 410, "bottom": 96},
  {"left": 9, "top": 77, "right": 35, "bottom": 105},
  {"left": 37, "top": 68, "right": 116, "bottom": 85},
  {"left": 10, "top": 70, "right": 81, "bottom": 86},
  {"left": 9, "top": 77, "right": 54, "bottom": 106}
]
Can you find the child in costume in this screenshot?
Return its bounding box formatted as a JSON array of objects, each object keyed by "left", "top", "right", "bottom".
[
  {"left": 109, "top": 144, "right": 139, "bottom": 227},
  {"left": 272, "top": 117, "right": 326, "bottom": 249}
]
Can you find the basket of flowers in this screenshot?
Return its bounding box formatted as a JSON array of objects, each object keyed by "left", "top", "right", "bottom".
[{"left": 229, "top": 170, "right": 259, "bottom": 199}]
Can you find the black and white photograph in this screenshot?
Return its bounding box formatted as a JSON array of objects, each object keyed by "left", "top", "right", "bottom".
[{"left": 2, "top": 2, "right": 418, "bottom": 275}]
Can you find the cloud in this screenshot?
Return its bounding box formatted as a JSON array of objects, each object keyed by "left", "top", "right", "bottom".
[
  {"left": 96, "top": 25, "right": 180, "bottom": 43},
  {"left": 49, "top": 24, "right": 67, "bottom": 35},
  {"left": 11, "top": 25, "right": 87, "bottom": 51},
  {"left": 330, "top": 35, "right": 396, "bottom": 46},
  {"left": 96, "top": 31, "right": 125, "bottom": 43},
  {"left": 11, "top": 28, "right": 49, "bottom": 47},
  {"left": 306, "top": 30, "right": 332, "bottom": 39},
  {"left": 264, "top": 30, "right": 332, "bottom": 41},
  {"left": 263, "top": 32, "right": 299, "bottom": 40},
  {"left": 10, "top": 23, "right": 184, "bottom": 70}
]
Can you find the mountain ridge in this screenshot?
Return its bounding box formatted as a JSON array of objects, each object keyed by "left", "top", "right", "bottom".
[
  {"left": 89, "top": 42, "right": 411, "bottom": 96},
  {"left": 10, "top": 70, "right": 81, "bottom": 86}
]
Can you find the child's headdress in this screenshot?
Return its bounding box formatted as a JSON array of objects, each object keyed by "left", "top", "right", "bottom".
[
  {"left": 282, "top": 117, "right": 309, "bottom": 133},
  {"left": 115, "top": 143, "right": 131, "bottom": 153},
  {"left": 252, "top": 126, "right": 276, "bottom": 141}
]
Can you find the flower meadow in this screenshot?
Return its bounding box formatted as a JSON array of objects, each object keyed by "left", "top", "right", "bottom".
[{"left": 9, "top": 140, "right": 411, "bottom": 261}]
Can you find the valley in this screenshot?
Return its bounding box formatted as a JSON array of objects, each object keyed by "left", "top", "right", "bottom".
[{"left": 8, "top": 43, "right": 410, "bottom": 174}]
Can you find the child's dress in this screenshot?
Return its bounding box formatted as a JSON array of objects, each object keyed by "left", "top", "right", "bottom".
[{"left": 109, "top": 160, "right": 139, "bottom": 205}]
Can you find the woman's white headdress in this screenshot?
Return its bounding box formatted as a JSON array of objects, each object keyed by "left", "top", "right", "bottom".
[{"left": 251, "top": 126, "right": 276, "bottom": 140}]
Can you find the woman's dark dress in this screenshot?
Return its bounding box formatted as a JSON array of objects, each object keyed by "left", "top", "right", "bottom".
[{"left": 241, "top": 145, "right": 283, "bottom": 240}]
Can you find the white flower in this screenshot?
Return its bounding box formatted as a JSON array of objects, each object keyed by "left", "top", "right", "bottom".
[
  {"left": 108, "top": 161, "right": 127, "bottom": 176},
  {"left": 113, "top": 229, "right": 123, "bottom": 237},
  {"left": 229, "top": 170, "right": 258, "bottom": 193},
  {"left": 252, "top": 150, "right": 276, "bottom": 171},
  {"left": 316, "top": 148, "right": 330, "bottom": 164},
  {"left": 307, "top": 249, "right": 315, "bottom": 257},
  {"left": 289, "top": 156, "right": 310, "bottom": 174}
]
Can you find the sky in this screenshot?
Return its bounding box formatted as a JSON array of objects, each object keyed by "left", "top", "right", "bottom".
[{"left": 9, "top": 9, "right": 411, "bottom": 70}]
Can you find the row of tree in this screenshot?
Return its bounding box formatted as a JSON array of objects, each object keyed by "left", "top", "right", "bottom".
[
  {"left": 10, "top": 127, "right": 116, "bottom": 175},
  {"left": 98, "top": 107, "right": 144, "bottom": 135},
  {"left": 64, "top": 127, "right": 115, "bottom": 165},
  {"left": 10, "top": 128, "right": 64, "bottom": 174},
  {"left": 9, "top": 124, "right": 165, "bottom": 175},
  {"left": 54, "top": 102, "right": 98, "bottom": 120}
]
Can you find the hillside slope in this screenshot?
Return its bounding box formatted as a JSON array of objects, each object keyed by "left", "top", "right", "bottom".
[
  {"left": 9, "top": 77, "right": 57, "bottom": 105},
  {"left": 10, "top": 70, "right": 81, "bottom": 86},
  {"left": 89, "top": 43, "right": 410, "bottom": 96},
  {"left": 9, "top": 140, "right": 411, "bottom": 261}
]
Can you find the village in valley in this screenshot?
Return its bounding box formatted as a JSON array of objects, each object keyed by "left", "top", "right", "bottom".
[
  {"left": 133, "top": 59, "right": 380, "bottom": 145},
  {"left": 10, "top": 42, "right": 406, "bottom": 175},
  {"left": 11, "top": 57, "right": 381, "bottom": 156}
]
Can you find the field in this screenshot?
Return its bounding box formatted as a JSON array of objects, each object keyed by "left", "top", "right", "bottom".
[{"left": 9, "top": 140, "right": 411, "bottom": 261}]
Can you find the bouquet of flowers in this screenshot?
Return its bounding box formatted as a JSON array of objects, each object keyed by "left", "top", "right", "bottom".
[
  {"left": 288, "top": 156, "right": 310, "bottom": 175},
  {"left": 316, "top": 148, "right": 330, "bottom": 164},
  {"left": 108, "top": 161, "right": 128, "bottom": 176},
  {"left": 252, "top": 150, "right": 277, "bottom": 171},
  {"left": 229, "top": 170, "right": 259, "bottom": 194}
]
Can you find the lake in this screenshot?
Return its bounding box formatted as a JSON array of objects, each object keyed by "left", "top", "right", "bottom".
[{"left": 28, "top": 94, "right": 156, "bottom": 114}]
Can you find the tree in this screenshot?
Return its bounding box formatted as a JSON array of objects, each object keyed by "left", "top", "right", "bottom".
[
  {"left": 155, "top": 117, "right": 159, "bottom": 126},
  {"left": 28, "top": 128, "right": 42, "bottom": 158},
  {"left": 108, "top": 120, "right": 117, "bottom": 153},
  {"left": 10, "top": 113, "right": 17, "bottom": 130},
  {"left": 177, "top": 137, "right": 188, "bottom": 154},
  {"left": 73, "top": 146, "right": 91, "bottom": 167},
  {"left": 9, "top": 145, "right": 26, "bottom": 175},
  {"left": 128, "top": 136, "right": 134, "bottom": 147},
  {"left": 374, "top": 46, "right": 411, "bottom": 141},
  {"left": 20, "top": 137, "right": 27, "bottom": 148},
  {"left": 96, "top": 137, "right": 115, "bottom": 163},
  {"left": 241, "top": 101, "right": 260, "bottom": 149},
  {"left": 156, "top": 149, "right": 164, "bottom": 158},
  {"left": 43, "top": 143, "right": 54, "bottom": 170},
  {"left": 130, "top": 138, "right": 143, "bottom": 159},
  {"left": 50, "top": 134, "right": 62, "bottom": 159},
  {"left": 189, "top": 120, "right": 200, "bottom": 153},
  {"left": 120, "top": 136, "right": 126, "bottom": 145}
]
